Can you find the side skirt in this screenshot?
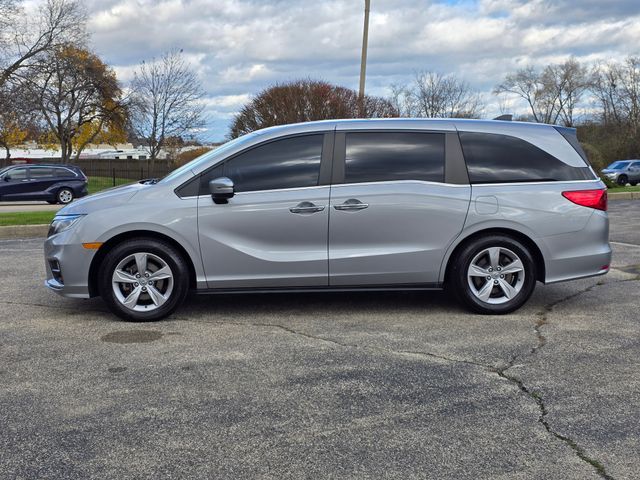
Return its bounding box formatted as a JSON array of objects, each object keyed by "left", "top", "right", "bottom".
[{"left": 195, "top": 283, "right": 443, "bottom": 295}]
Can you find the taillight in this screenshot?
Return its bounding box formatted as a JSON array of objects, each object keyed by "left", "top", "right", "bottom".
[{"left": 562, "top": 189, "right": 607, "bottom": 211}]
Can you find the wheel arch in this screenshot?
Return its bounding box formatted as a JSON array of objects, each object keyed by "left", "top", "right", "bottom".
[
  {"left": 441, "top": 227, "right": 546, "bottom": 285},
  {"left": 88, "top": 230, "right": 198, "bottom": 297}
]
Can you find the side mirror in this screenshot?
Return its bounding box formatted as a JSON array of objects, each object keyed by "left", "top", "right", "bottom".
[
  {"left": 209, "top": 177, "right": 234, "bottom": 204},
  {"left": 3, "top": 174, "right": 10, "bottom": 181}
]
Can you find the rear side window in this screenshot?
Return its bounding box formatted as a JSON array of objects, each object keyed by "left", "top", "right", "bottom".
[
  {"left": 223, "top": 134, "right": 323, "bottom": 193},
  {"left": 459, "top": 132, "right": 594, "bottom": 184},
  {"left": 344, "top": 132, "right": 445, "bottom": 183}
]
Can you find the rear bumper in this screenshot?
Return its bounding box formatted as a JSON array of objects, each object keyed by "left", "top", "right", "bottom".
[{"left": 539, "top": 210, "right": 612, "bottom": 284}]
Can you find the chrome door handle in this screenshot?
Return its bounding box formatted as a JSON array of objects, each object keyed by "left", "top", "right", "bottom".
[
  {"left": 334, "top": 199, "right": 369, "bottom": 211},
  {"left": 289, "top": 201, "right": 325, "bottom": 214}
]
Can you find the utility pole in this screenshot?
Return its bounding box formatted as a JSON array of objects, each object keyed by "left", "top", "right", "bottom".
[{"left": 358, "top": 0, "right": 370, "bottom": 104}]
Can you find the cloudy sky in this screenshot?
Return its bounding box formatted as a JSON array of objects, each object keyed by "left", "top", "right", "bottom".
[{"left": 82, "top": 0, "right": 640, "bottom": 141}]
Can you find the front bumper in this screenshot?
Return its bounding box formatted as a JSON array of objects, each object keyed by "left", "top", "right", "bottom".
[{"left": 44, "top": 231, "right": 96, "bottom": 298}]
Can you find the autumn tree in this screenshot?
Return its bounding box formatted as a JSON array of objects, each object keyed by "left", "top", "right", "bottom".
[
  {"left": 23, "top": 44, "right": 127, "bottom": 162},
  {"left": 0, "top": 83, "right": 38, "bottom": 165},
  {"left": 129, "top": 50, "right": 205, "bottom": 163},
  {"left": 229, "top": 79, "right": 398, "bottom": 138},
  {"left": 391, "top": 71, "right": 483, "bottom": 119}
]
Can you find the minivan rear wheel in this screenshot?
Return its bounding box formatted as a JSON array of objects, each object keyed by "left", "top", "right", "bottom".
[
  {"left": 57, "top": 188, "right": 74, "bottom": 204},
  {"left": 99, "top": 238, "right": 190, "bottom": 321},
  {"left": 450, "top": 235, "right": 536, "bottom": 314}
]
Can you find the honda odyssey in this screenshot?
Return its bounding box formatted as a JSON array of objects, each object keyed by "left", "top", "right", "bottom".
[{"left": 44, "top": 119, "right": 611, "bottom": 321}]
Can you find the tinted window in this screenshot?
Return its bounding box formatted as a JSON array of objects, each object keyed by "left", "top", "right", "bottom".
[
  {"left": 30, "top": 167, "right": 53, "bottom": 177},
  {"left": 459, "top": 132, "right": 594, "bottom": 184},
  {"left": 53, "top": 168, "right": 76, "bottom": 177},
  {"left": 223, "top": 135, "right": 323, "bottom": 192},
  {"left": 7, "top": 167, "right": 27, "bottom": 179},
  {"left": 344, "top": 132, "right": 445, "bottom": 184}
]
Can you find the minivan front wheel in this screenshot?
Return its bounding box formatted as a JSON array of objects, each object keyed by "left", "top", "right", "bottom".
[
  {"left": 451, "top": 235, "right": 536, "bottom": 314},
  {"left": 99, "top": 238, "right": 189, "bottom": 321}
]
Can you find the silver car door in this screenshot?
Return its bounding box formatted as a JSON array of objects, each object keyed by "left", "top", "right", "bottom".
[
  {"left": 198, "top": 132, "right": 333, "bottom": 289},
  {"left": 328, "top": 129, "right": 471, "bottom": 286}
]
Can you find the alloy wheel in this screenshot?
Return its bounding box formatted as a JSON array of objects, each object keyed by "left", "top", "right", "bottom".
[
  {"left": 111, "top": 252, "right": 174, "bottom": 312},
  {"left": 467, "top": 246, "right": 525, "bottom": 305}
]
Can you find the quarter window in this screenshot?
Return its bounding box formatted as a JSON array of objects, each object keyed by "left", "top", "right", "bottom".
[
  {"left": 222, "top": 135, "right": 324, "bottom": 192},
  {"left": 459, "top": 132, "right": 594, "bottom": 184},
  {"left": 344, "top": 132, "right": 445, "bottom": 184}
]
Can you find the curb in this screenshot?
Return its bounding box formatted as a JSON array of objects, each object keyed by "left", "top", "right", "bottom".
[
  {"left": 609, "top": 191, "right": 640, "bottom": 201},
  {"left": 0, "top": 224, "right": 49, "bottom": 240}
]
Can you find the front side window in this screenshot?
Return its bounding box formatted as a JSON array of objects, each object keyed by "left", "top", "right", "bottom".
[
  {"left": 344, "top": 132, "right": 445, "bottom": 184},
  {"left": 7, "top": 167, "right": 28, "bottom": 180},
  {"left": 459, "top": 132, "right": 594, "bottom": 184},
  {"left": 222, "top": 135, "right": 323, "bottom": 193}
]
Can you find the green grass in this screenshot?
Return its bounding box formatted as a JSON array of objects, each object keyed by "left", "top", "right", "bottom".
[
  {"left": 0, "top": 211, "right": 56, "bottom": 226},
  {"left": 87, "top": 176, "right": 135, "bottom": 194},
  {"left": 608, "top": 185, "right": 640, "bottom": 192}
]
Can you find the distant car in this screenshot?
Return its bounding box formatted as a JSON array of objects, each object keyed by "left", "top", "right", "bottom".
[
  {"left": 601, "top": 160, "right": 640, "bottom": 186},
  {"left": 0, "top": 164, "right": 88, "bottom": 204}
]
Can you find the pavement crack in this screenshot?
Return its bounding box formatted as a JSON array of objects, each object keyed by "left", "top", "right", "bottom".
[
  {"left": 493, "top": 282, "right": 616, "bottom": 480},
  {"left": 496, "top": 367, "right": 615, "bottom": 480}
]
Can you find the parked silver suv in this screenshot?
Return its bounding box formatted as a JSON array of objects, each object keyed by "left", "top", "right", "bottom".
[
  {"left": 44, "top": 119, "right": 611, "bottom": 321},
  {"left": 601, "top": 160, "right": 640, "bottom": 186}
]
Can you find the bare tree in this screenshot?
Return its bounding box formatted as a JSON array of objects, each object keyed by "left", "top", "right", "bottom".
[
  {"left": 494, "top": 66, "right": 559, "bottom": 124},
  {"left": 392, "top": 71, "right": 483, "bottom": 119},
  {"left": 129, "top": 50, "right": 206, "bottom": 162},
  {"left": 23, "top": 44, "right": 126, "bottom": 162},
  {"left": 494, "top": 58, "right": 589, "bottom": 126},
  {"left": 591, "top": 57, "right": 640, "bottom": 134},
  {"left": 0, "top": 0, "right": 85, "bottom": 88},
  {"left": 229, "top": 79, "right": 398, "bottom": 138}
]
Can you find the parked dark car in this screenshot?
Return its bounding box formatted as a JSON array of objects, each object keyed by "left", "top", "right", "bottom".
[{"left": 0, "top": 164, "right": 88, "bottom": 204}]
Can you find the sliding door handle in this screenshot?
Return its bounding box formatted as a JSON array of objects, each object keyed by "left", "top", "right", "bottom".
[{"left": 334, "top": 199, "right": 369, "bottom": 211}]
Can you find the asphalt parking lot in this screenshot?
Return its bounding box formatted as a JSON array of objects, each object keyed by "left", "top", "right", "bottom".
[{"left": 1, "top": 201, "right": 639, "bottom": 479}]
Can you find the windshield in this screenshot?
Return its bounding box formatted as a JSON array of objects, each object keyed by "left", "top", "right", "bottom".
[
  {"left": 608, "top": 161, "right": 629, "bottom": 170},
  {"left": 159, "top": 132, "right": 260, "bottom": 184}
]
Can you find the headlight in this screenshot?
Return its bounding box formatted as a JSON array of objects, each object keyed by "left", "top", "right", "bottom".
[{"left": 48, "top": 214, "right": 85, "bottom": 237}]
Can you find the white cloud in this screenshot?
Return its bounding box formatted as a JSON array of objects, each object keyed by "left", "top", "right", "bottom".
[{"left": 83, "top": 0, "right": 640, "bottom": 140}]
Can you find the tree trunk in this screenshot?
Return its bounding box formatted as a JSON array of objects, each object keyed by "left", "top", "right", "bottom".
[{"left": 1, "top": 143, "right": 10, "bottom": 167}]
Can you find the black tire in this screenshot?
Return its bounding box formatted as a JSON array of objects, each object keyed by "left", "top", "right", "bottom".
[
  {"left": 98, "top": 238, "right": 190, "bottom": 321},
  {"left": 630, "top": 181, "right": 638, "bottom": 186},
  {"left": 449, "top": 235, "right": 537, "bottom": 315},
  {"left": 617, "top": 175, "right": 628, "bottom": 186},
  {"left": 57, "top": 187, "right": 74, "bottom": 204}
]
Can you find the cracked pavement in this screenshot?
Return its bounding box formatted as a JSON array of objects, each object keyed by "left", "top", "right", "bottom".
[{"left": 1, "top": 200, "right": 639, "bottom": 479}]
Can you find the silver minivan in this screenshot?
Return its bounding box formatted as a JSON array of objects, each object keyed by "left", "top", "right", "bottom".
[{"left": 44, "top": 119, "right": 611, "bottom": 321}]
